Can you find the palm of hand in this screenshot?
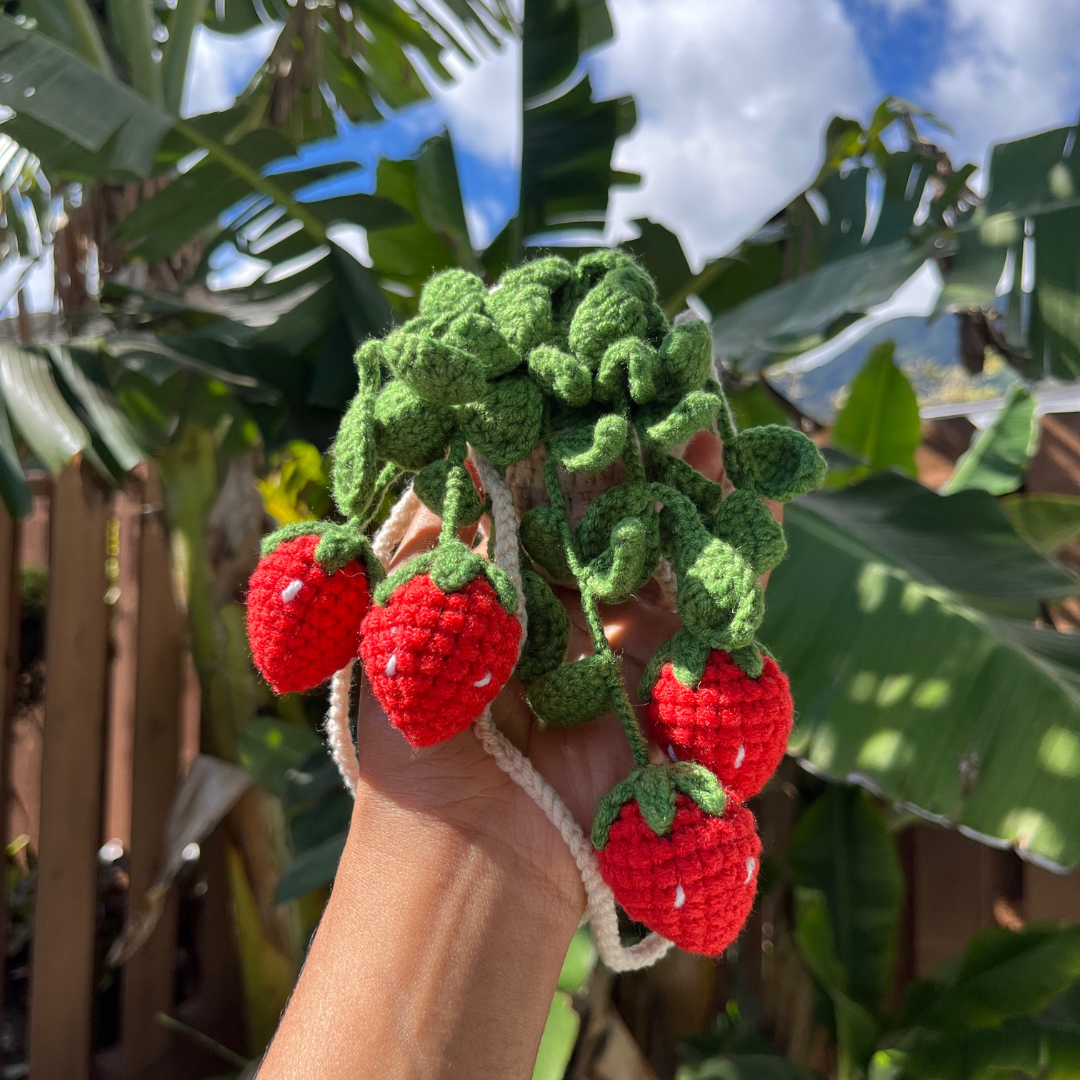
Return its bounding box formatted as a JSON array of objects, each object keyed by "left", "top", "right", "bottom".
[{"left": 351, "top": 433, "right": 768, "bottom": 913}]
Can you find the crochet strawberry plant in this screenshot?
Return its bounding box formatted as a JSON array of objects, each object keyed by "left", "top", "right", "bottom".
[{"left": 245, "top": 252, "right": 826, "bottom": 959}]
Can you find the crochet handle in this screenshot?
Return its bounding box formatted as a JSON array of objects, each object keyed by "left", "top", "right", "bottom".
[{"left": 323, "top": 454, "right": 673, "bottom": 973}]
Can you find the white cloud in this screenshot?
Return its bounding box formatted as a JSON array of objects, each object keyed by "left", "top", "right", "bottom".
[
  {"left": 427, "top": 35, "right": 521, "bottom": 169},
  {"left": 927, "top": 0, "right": 1080, "bottom": 169},
  {"left": 591, "top": 0, "right": 876, "bottom": 266},
  {"left": 182, "top": 24, "right": 282, "bottom": 119}
]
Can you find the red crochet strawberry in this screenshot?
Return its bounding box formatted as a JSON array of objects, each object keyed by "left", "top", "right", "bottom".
[
  {"left": 246, "top": 531, "right": 372, "bottom": 694},
  {"left": 644, "top": 649, "right": 793, "bottom": 803},
  {"left": 592, "top": 763, "right": 760, "bottom": 955},
  {"left": 360, "top": 571, "right": 521, "bottom": 747},
  {"left": 598, "top": 794, "right": 760, "bottom": 955}
]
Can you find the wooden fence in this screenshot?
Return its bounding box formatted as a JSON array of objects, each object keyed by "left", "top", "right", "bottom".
[{"left": 2, "top": 461, "right": 244, "bottom": 1080}]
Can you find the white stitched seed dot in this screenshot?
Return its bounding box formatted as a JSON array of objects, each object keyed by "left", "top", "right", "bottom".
[
  {"left": 673, "top": 883, "right": 686, "bottom": 909},
  {"left": 667, "top": 744, "right": 678, "bottom": 762},
  {"left": 744, "top": 857, "right": 756, "bottom": 884},
  {"left": 385, "top": 651, "right": 398, "bottom": 677},
  {"left": 473, "top": 670, "right": 492, "bottom": 688},
  {"left": 734, "top": 745, "right": 746, "bottom": 769},
  {"left": 281, "top": 579, "right": 303, "bottom": 603}
]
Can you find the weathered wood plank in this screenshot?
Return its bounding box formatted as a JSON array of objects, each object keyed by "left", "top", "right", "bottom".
[
  {"left": 104, "top": 488, "right": 141, "bottom": 849},
  {"left": 120, "top": 466, "right": 185, "bottom": 1073},
  {"left": 28, "top": 462, "right": 111, "bottom": 1080},
  {"left": 0, "top": 500, "right": 21, "bottom": 1009}
]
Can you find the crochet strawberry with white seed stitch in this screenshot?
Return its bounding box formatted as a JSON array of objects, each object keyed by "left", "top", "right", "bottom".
[
  {"left": 247, "top": 524, "right": 382, "bottom": 694},
  {"left": 360, "top": 457, "right": 522, "bottom": 747},
  {"left": 642, "top": 642, "right": 793, "bottom": 803},
  {"left": 591, "top": 763, "right": 761, "bottom": 955},
  {"left": 361, "top": 572, "right": 520, "bottom": 747}
]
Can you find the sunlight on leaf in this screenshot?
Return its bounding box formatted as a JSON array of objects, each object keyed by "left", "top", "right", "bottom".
[
  {"left": 999, "top": 808, "right": 1063, "bottom": 859},
  {"left": 911, "top": 678, "right": 951, "bottom": 710},
  {"left": 875, "top": 675, "right": 914, "bottom": 708},
  {"left": 1038, "top": 727, "right": 1080, "bottom": 779},
  {"left": 857, "top": 563, "right": 890, "bottom": 613},
  {"left": 857, "top": 729, "right": 913, "bottom": 771}
]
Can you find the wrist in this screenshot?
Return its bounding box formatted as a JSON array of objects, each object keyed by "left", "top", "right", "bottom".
[{"left": 344, "top": 744, "right": 585, "bottom": 928}]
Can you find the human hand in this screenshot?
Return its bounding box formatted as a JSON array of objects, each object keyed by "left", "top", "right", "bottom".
[{"left": 347, "top": 430, "right": 782, "bottom": 917}]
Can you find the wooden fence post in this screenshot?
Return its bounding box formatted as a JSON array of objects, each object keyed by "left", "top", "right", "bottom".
[
  {"left": 28, "top": 461, "right": 111, "bottom": 1080},
  {"left": 119, "top": 465, "right": 185, "bottom": 1073},
  {"left": 0, "top": 500, "right": 20, "bottom": 1009}
]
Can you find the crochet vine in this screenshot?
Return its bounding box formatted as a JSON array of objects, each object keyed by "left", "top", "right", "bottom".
[{"left": 245, "top": 251, "right": 826, "bottom": 960}]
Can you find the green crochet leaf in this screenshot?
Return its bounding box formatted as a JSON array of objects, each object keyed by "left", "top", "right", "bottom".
[
  {"left": 583, "top": 516, "right": 659, "bottom": 604},
  {"left": 418, "top": 267, "right": 486, "bottom": 317},
  {"left": 526, "top": 654, "right": 614, "bottom": 727},
  {"left": 261, "top": 521, "right": 385, "bottom": 583},
  {"left": 374, "top": 539, "right": 517, "bottom": 615},
  {"left": 567, "top": 265, "right": 652, "bottom": 370},
  {"left": 314, "top": 526, "right": 386, "bottom": 583},
  {"left": 331, "top": 340, "right": 381, "bottom": 519},
  {"left": 677, "top": 537, "right": 764, "bottom": 652},
  {"left": 486, "top": 281, "right": 553, "bottom": 357},
  {"left": 656, "top": 491, "right": 714, "bottom": 576},
  {"left": 460, "top": 373, "right": 544, "bottom": 467},
  {"left": 728, "top": 640, "right": 766, "bottom": 680},
  {"left": 514, "top": 567, "right": 571, "bottom": 683},
  {"left": 591, "top": 763, "right": 727, "bottom": 848},
  {"left": 382, "top": 322, "right": 489, "bottom": 404},
  {"left": 501, "top": 256, "right": 576, "bottom": 293},
  {"left": 723, "top": 425, "right": 828, "bottom": 501},
  {"left": 658, "top": 320, "right": 712, "bottom": 395},
  {"left": 528, "top": 344, "right": 592, "bottom": 406},
  {"left": 520, "top": 506, "right": 575, "bottom": 584},
  {"left": 641, "top": 389, "right": 721, "bottom": 453},
  {"left": 651, "top": 454, "right": 725, "bottom": 516},
  {"left": 549, "top": 414, "right": 628, "bottom": 473},
  {"left": 373, "top": 379, "right": 458, "bottom": 471},
  {"left": 713, "top": 489, "right": 788, "bottom": 575},
  {"left": 414, "top": 461, "right": 484, "bottom": 527},
  {"left": 594, "top": 337, "right": 659, "bottom": 404},
  {"left": 576, "top": 481, "right": 652, "bottom": 561},
  {"left": 441, "top": 310, "right": 521, "bottom": 379}
]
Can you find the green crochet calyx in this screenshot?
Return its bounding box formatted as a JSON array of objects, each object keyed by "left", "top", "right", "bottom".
[
  {"left": 262, "top": 520, "right": 385, "bottom": 582},
  {"left": 329, "top": 251, "right": 826, "bottom": 837},
  {"left": 591, "top": 763, "right": 727, "bottom": 850}
]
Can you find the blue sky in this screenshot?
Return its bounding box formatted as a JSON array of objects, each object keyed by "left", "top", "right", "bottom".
[{"left": 185, "top": 0, "right": 1080, "bottom": 269}]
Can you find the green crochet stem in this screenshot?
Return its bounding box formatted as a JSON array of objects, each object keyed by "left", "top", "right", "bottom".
[
  {"left": 542, "top": 449, "right": 651, "bottom": 770},
  {"left": 360, "top": 462, "right": 401, "bottom": 528}
]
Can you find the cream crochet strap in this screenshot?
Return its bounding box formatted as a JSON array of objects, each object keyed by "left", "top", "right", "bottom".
[{"left": 323, "top": 454, "right": 673, "bottom": 972}]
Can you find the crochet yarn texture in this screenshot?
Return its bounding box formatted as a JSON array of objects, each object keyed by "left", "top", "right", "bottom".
[
  {"left": 644, "top": 651, "right": 793, "bottom": 803},
  {"left": 244, "top": 250, "right": 827, "bottom": 967},
  {"left": 360, "top": 573, "right": 521, "bottom": 747},
  {"left": 596, "top": 795, "right": 761, "bottom": 956},
  {"left": 246, "top": 534, "right": 371, "bottom": 694}
]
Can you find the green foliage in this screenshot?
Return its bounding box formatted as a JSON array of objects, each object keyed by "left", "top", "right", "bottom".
[
  {"left": 762, "top": 471, "right": 1080, "bottom": 868},
  {"left": 831, "top": 342, "right": 921, "bottom": 479},
  {"left": 941, "top": 384, "right": 1039, "bottom": 496},
  {"left": 1001, "top": 494, "right": 1080, "bottom": 556},
  {"left": 789, "top": 787, "right": 904, "bottom": 1013},
  {"left": 238, "top": 719, "right": 322, "bottom": 799}
]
